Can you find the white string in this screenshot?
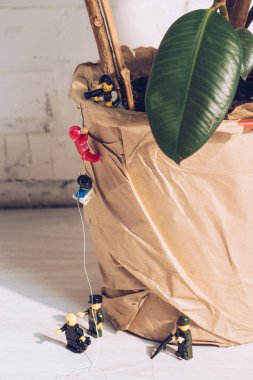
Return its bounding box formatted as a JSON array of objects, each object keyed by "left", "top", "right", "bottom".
[
  {"left": 76, "top": 196, "right": 107, "bottom": 379},
  {"left": 55, "top": 196, "right": 106, "bottom": 380},
  {"left": 77, "top": 197, "right": 94, "bottom": 313}
]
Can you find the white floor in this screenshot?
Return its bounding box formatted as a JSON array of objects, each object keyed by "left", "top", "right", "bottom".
[{"left": 0, "top": 208, "right": 253, "bottom": 380}]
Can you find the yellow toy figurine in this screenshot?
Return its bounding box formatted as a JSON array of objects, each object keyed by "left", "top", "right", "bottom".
[
  {"left": 55, "top": 313, "right": 91, "bottom": 353},
  {"left": 77, "top": 294, "right": 104, "bottom": 338}
]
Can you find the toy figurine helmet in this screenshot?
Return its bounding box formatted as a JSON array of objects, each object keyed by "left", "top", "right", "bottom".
[
  {"left": 89, "top": 294, "right": 103, "bottom": 304},
  {"left": 77, "top": 174, "right": 92, "bottom": 190},
  {"left": 69, "top": 125, "right": 81, "bottom": 140},
  {"left": 177, "top": 315, "right": 190, "bottom": 326},
  {"left": 99, "top": 74, "right": 113, "bottom": 85}
]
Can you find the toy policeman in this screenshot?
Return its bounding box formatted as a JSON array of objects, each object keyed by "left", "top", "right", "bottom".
[
  {"left": 55, "top": 313, "right": 91, "bottom": 353},
  {"left": 151, "top": 314, "right": 193, "bottom": 360},
  {"left": 77, "top": 294, "right": 104, "bottom": 338},
  {"left": 85, "top": 74, "right": 123, "bottom": 108}
]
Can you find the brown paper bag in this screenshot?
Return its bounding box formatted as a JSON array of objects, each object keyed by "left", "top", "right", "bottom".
[{"left": 71, "top": 47, "right": 253, "bottom": 346}]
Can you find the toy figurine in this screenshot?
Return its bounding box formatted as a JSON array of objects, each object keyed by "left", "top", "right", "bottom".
[
  {"left": 55, "top": 313, "right": 91, "bottom": 354},
  {"left": 73, "top": 174, "right": 94, "bottom": 205},
  {"left": 84, "top": 74, "right": 123, "bottom": 108},
  {"left": 77, "top": 294, "right": 104, "bottom": 338},
  {"left": 69, "top": 125, "right": 100, "bottom": 163},
  {"left": 77, "top": 174, "right": 92, "bottom": 190},
  {"left": 151, "top": 314, "right": 193, "bottom": 360}
]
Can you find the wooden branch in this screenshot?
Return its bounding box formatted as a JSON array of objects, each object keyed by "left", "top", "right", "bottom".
[
  {"left": 100, "top": 0, "right": 135, "bottom": 110},
  {"left": 245, "top": 6, "right": 253, "bottom": 27},
  {"left": 84, "top": 0, "right": 118, "bottom": 88},
  {"left": 226, "top": 0, "right": 252, "bottom": 28}
]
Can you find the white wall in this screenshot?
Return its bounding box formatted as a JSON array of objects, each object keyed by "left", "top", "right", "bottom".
[{"left": 0, "top": 0, "right": 236, "bottom": 207}]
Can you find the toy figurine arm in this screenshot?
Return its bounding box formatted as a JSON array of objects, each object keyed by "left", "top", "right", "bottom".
[
  {"left": 79, "top": 336, "right": 86, "bottom": 342},
  {"left": 97, "top": 310, "right": 104, "bottom": 324},
  {"left": 93, "top": 95, "right": 104, "bottom": 102},
  {"left": 184, "top": 331, "right": 192, "bottom": 347},
  {"left": 55, "top": 324, "right": 67, "bottom": 335},
  {"left": 111, "top": 91, "right": 118, "bottom": 103},
  {"left": 84, "top": 88, "right": 104, "bottom": 100},
  {"left": 77, "top": 309, "right": 89, "bottom": 318},
  {"left": 76, "top": 326, "right": 85, "bottom": 338}
]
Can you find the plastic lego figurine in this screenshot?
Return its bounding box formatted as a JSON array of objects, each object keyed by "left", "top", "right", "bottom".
[
  {"left": 77, "top": 294, "right": 104, "bottom": 338},
  {"left": 151, "top": 314, "right": 193, "bottom": 360},
  {"left": 84, "top": 74, "right": 123, "bottom": 108},
  {"left": 69, "top": 125, "right": 100, "bottom": 163},
  {"left": 73, "top": 174, "right": 94, "bottom": 205},
  {"left": 55, "top": 313, "right": 91, "bottom": 354}
]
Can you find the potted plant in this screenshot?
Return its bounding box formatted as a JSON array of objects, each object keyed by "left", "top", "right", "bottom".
[
  {"left": 70, "top": 0, "right": 253, "bottom": 346},
  {"left": 145, "top": 0, "right": 253, "bottom": 163}
]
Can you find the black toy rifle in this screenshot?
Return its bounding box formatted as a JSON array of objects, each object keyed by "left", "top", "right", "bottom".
[
  {"left": 151, "top": 333, "right": 174, "bottom": 359},
  {"left": 84, "top": 88, "right": 104, "bottom": 100}
]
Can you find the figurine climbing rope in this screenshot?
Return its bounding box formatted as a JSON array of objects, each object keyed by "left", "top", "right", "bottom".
[{"left": 69, "top": 125, "right": 100, "bottom": 162}]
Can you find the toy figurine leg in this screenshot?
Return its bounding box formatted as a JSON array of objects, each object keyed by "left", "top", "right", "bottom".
[
  {"left": 66, "top": 340, "right": 83, "bottom": 354},
  {"left": 176, "top": 345, "right": 192, "bottom": 360},
  {"left": 175, "top": 350, "right": 183, "bottom": 359},
  {"left": 82, "top": 150, "right": 100, "bottom": 163},
  {"left": 175, "top": 344, "right": 185, "bottom": 359},
  {"left": 87, "top": 322, "right": 102, "bottom": 338}
]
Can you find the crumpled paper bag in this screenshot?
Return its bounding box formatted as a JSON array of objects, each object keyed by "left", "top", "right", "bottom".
[{"left": 71, "top": 47, "right": 253, "bottom": 346}]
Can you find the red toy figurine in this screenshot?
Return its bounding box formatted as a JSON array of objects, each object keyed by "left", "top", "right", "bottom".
[{"left": 69, "top": 126, "right": 100, "bottom": 163}]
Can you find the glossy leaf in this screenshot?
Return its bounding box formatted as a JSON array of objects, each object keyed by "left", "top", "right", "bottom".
[
  {"left": 145, "top": 9, "right": 242, "bottom": 164},
  {"left": 236, "top": 28, "right": 253, "bottom": 80}
]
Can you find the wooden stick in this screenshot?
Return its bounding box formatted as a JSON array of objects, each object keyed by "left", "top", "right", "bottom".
[
  {"left": 226, "top": 0, "right": 252, "bottom": 28},
  {"left": 100, "top": 0, "right": 135, "bottom": 111},
  {"left": 245, "top": 6, "right": 253, "bottom": 28},
  {"left": 84, "top": 0, "right": 119, "bottom": 89}
]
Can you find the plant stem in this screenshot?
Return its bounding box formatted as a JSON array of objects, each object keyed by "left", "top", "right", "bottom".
[
  {"left": 210, "top": 0, "right": 229, "bottom": 20},
  {"left": 226, "top": 0, "right": 252, "bottom": 28}
]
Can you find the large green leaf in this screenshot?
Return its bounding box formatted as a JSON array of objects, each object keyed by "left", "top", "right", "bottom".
[
  {"left": 145, "top": 9, "right": 242, "bottom": 164},
  {"left": 236, "top": 28, "right": 253, "bottom": 80}
]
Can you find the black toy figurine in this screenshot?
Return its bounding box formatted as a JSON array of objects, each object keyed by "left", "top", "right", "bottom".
[
  {"left": 84, "top": 74, "right": 123, "bottom": 108},
  {"left": 151, "top": 314, "right": 193, "bottom": 360},
  {"left": 77, "top": 294, "right": 104, "bottom": 338},
  {"left": 55, "top": 313, "right": 91, "bottom": 353}
]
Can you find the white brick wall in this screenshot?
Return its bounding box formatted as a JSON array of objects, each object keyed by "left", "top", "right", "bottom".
[{"left": 0, "top": 0, "right": 250, "bottom": 206}]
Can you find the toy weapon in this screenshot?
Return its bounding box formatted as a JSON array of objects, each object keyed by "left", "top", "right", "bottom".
[{"left": 151, "top": 333, "right": 173, "bottom": 359}]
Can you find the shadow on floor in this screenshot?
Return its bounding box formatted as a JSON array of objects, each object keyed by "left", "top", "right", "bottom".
[{"left": 34, "top": 333, "right": 65, "bottom": 348}]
